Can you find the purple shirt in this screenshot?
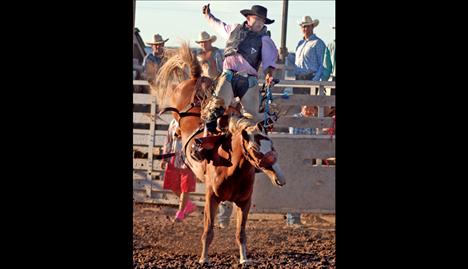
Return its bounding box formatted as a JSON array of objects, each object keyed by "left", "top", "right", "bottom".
[{"left": 205, "top": 13, "right": 278, "bottom": 77}]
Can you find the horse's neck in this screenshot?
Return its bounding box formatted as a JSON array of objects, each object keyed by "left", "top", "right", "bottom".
[
  {"left": 172, "top": 95, "right": 193, "bottom": 113},
  {"left": 229, "top": 132, "right": 252, "bottom": 170},
  {"left": 212, "top": 132, "right": 255, "bottom": 200},
  {"left": 180, "top": 120, "right": 202, "bottom": 144}
]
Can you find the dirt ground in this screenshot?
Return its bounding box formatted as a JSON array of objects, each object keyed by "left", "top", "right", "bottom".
[{"left": 133, "top": 203, "right": 335, "bottom": 269}]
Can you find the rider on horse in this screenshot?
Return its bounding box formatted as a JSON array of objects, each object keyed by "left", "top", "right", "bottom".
[{"left": 193, "top": 4, "right": 279, "bottom": 161}]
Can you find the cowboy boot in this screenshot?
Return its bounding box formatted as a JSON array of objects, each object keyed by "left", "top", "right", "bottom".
[
  {"left": 191, "top": 106, "right": 225, "bottom": 161},
  {"left": 205, "top": 106, "right": 225, "bottom": 134}
]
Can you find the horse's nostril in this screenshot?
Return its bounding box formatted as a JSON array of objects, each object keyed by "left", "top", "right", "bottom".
[
  {"left": 261, "top": 151, "right": 277, "bottom": 166},
  {"left": 276, "top": 179, "right": 285, "bottom": 186}
]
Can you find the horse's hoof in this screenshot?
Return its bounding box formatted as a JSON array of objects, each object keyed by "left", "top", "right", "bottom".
[
  {"left": 198, "top": 258, "right": 210, "bottom": 265},
  {"left": 239, "top": 258, "right": 255, "bottom": 265}
]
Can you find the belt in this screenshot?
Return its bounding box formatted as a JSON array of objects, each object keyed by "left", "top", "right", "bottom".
[
  {"left": 223, "top": 70, "right": 258, "bottom": 88},
  {"left": 224, "top": 69, "right": 256, "bottom": 77}
]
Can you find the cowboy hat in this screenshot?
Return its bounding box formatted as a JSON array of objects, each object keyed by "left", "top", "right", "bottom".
[
  {"left": 240, "top": 5, "right": 275, "bottom": 25},
  {"left": 146, "top": 34, "right": 169, "bottom": 45},
  {"left": 298, "top": 16, "right": 319, "bottom": 27},
  {"left": 195, "top": 31, "right": 217, "bottom": 44}
]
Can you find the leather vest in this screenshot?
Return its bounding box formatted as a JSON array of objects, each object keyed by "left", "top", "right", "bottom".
[{"left": 224, "top": 22, "right": 267, "bottom": 71}]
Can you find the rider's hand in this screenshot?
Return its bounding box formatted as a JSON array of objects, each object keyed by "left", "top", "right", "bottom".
[
  {"left": 202, "top": 4, "right": 210, "bottom": 15},
  {"left": 264, "top": 66, "right": 278, "bottom": 87},
  {"left": 265, "top": 73, "right": 274, "bottom": 86}
]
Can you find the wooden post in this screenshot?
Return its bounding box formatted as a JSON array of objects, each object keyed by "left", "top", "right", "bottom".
[
  {"left": 145, "top": 96, "right": 157, "bottom": 197},
  {"left": 316, "top": 84, "right": 325, "bottom": 166},
  {"left": 317, "top": 84, "right": 325, "bottom": 128},
  {"left": 133, "top": 0, "right": 136, "bottom": 30},
  {"left": 279, "top": 0, "right": 289, "bottom": 63}
]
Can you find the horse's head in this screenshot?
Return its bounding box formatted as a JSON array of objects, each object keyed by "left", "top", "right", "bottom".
[{"left": 240, "top": 125, "right": 286, "bottom": 187}]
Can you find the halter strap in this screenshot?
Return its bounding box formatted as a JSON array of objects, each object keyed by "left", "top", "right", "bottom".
[{"left": 159, "top": 103, "right": 201, "bottom": 127}]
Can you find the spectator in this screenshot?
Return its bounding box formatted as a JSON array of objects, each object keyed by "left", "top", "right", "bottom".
[
  {"left": 161, "top": 119, "right": 198, "bottom": 222},
  {"left": 143, "top": 34, "right": 169, "bottom": 83},
  {"left": 195, "top": 31, "right": 224, "bottom": 80}
]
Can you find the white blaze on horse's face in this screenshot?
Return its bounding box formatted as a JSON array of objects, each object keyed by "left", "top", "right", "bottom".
[
  {"left": 259, "top": 137, "right": 273, "bottom": 155},
  {"left": 259, "top": 145, "right": 286, "bottom": 187}
]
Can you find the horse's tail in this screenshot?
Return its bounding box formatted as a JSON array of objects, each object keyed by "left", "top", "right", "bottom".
[{"left": 151, "top": 42, "right": 201, "bottom": 104}]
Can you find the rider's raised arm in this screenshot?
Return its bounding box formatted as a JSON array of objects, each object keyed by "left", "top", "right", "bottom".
[
  {"left": 203, "top": 6, "right": 236, "bottom": 40},
  {"left": 261, "top": 36, "right": 278, "bottom": 72}
]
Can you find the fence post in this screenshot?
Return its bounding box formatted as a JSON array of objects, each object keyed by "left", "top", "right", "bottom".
[
  {"left": 315, "top": 83, "right": 326, "bottom": 166},
  {"left": 145, "top": 96, "right": 157, "bottom": 197}
]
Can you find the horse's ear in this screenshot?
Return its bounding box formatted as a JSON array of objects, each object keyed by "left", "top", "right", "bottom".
[
  {"left": 256, "top": 121, "right": 263, "bottom": 131},
  {"left": 241, "top": 129, "right": 250, "bottom": 141},
  {"left": 256, "top": 121, "right": 267, "bottom": 134}
]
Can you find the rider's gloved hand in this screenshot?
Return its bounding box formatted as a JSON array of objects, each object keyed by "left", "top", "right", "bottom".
[{"left": 202, "top": 4, "right": 210, "bottom": 15}]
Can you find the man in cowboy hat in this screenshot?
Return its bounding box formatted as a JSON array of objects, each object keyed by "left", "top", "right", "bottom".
[
  {"left": 142, "top": 34, "right": 169, "bottom": 83},
  {"left": 294, "top": 16, "right": 326, "bottom": 82},
  {"left": 195, "top": 31, "right": 224, "bottom": 80},
  {"left": 199, "top": 4, "right": 278, "bottom": 134}
]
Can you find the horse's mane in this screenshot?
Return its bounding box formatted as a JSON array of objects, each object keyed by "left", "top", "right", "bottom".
[
  {"left": 228, "top": 116, "right": 254, "bottom": 134},
  {"left": 150, "top": 42, "right": 202, "bottom": 106},
  {"left": 228, "top": 116, "right": 262, "bottom": 138}
]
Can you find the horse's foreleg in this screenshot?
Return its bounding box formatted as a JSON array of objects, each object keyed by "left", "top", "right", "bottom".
[
  {"left": 235, "top": 199, "right": 252, "bottom": 264},
  {"left": 199, "top": 192, "right": 218, "bottom": 264}
]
